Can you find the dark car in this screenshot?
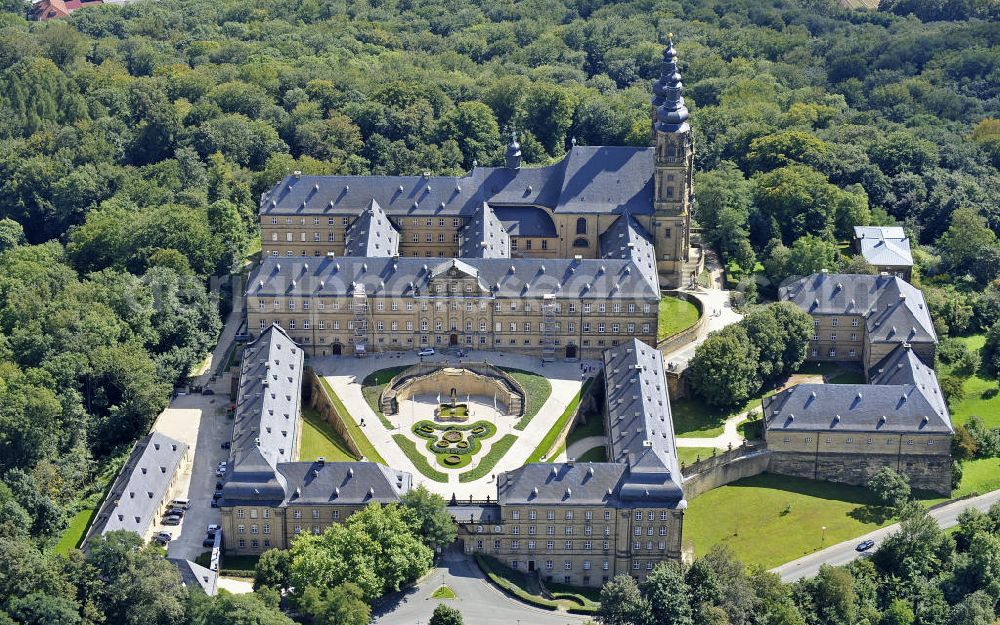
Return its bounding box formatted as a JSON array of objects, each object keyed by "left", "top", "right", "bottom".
[
  {"left": 202, "top": 538, "right": 216, "bottom": 548},
  {"left": 856, "top": 539, "right": 876, "bottom": 552},
  {"left": 165, "top": 508, "right": 185, "bottom": 518},
  {"left": 210, "top": 499, "right": 219, "bottom": 508},
  {"left": 220, "top": 441, "right": 231, "bottom": 449},
  {"left": 202, "top": 388, "right": 215, "bottom": 395},
  {"left": 215, "top": 480, "right": 224, "bottom": 490},
  {"left": 163, "top": 515, "right": 182, "bottom": 526},
  {"left": 213, "top": 491, "right": 223, "bottom": 500}
]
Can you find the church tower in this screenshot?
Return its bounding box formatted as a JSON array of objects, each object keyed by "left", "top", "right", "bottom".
[{"left": 651, "top": 35, "right": 694, "bottom": 287}]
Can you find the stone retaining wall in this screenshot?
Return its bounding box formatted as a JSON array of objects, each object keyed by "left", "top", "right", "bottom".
[
  {"left": 382, "top": 361, "right": 524, "bottom": 417},
  {"left": 681, "top": 445, "right": 771, "bottom": 499},
  {"left": 657, "top": 290, "right": 706, "bottom": 353},
  {"left": 768, "top": 451, "right": 952, "bottom": 496},
  {"left": 304, "top": 368, "right": 363, "bottom": 459}
]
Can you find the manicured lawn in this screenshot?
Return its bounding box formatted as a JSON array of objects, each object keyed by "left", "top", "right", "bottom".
[
  {"left": 299, "top": 407, "right": 358, "bottom": 462},
  {"left": 677, "top": 446, "right": 717, "bottom": 466},
  {"left": 392, "top": 435, "right": 448, "bottom": 482},
  {"left": 53, "top": 507, "right": 98, "bottom": 554},
  {"left": 504, "top": 368, "right": 552, "bottom": 431},
  {"left": 475, "top": 554, "right": 597, "bottom": 613},
  {"left": 954, "top": 457, "right": 1000, "bottom": 498},
  {"left": 460, "top": 434, "right": 518, "bottom": 483},
  {"left": 361, "top": 366, "right": 408, "bottom": 429},
  {"left": 658, "top": 295, "right": 700, "bottom": 341},
  {"left": 683, "top": 473, "right": 941, "bottom": 569},
  {"left": 793, "top": 360, "right": 865, "bottom": 384},
  {"left": 431, "top": 585, "right": 456, "bottom": 599},
  {"left": 529, "top": 379, "right": 593, "bottom": 462},
  {"left": 671, "top": 398, "right": 743, "bottom": 438},
  {"left": 438, "top": 403, "right": 469, "bottom": 417},
  {"left": 937, "top": 335, "right": 1000, "bottom": 428},
  {"left": 576, "top": 446, "right": 607, "bottom": 462},
  {"left": 566, "top": 415, "right": 605, "bottom": 445},
  {"left": 317, "top": 377, "right": 386, "bottom": 465}
]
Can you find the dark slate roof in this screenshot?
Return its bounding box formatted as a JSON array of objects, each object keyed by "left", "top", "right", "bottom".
[
  {"left": 260, "top": 145, "right": 654, "bottom": 218},
  {"left": 603, "top": 339, "right": 684, "bottom": 502},
  {"left": 344, "top": 199, "right": 399, "bottom": 257},
  {"left": 447, "top": 503, "right": 502, "bottom": 524},
  {"left": 91, "top": 433, "right": 188, "bottom": 537},
  {"left": 222, "top": 324, "right": 303, "bottom": 505},
  {"left": 246, "top": 255, "right": 659, "bottom": 301},
  {"left": 498, "top": 462, "right": 628, "bottom": 506},
  {"left": 600, "top": 213, "right": 658, "bottom": 292},
  {"left": 779, "top": 273, "right": 936, "bottom": 346},
  {"left": 492, "top": 206, "right": 557, "bottom": 237},
  {"left": 278, "top": 461, "right": 410, "bottom": 506},
  {"left": 853, "top": 226, "right": 913, "bottom": 268},
  {"left": 763, "top": 346, "right": 952, "bottom": 435},
  {"left": 460, "top": 203, "right": 510, "bottom": 258},
  {"left": 169, "top": 559, "right": 218, "bottom": 596}
]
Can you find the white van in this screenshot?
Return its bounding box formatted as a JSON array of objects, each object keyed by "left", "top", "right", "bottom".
[{"left": 170, "top": 498, "right": 191, "bottom": 510}]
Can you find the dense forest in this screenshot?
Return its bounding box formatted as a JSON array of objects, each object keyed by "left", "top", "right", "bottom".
[{"left": 0, "top": 0, "right": 997, "bottom": 621}]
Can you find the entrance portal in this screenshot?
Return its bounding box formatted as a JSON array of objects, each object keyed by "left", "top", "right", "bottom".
[
  {"left": 528, "top": 561, "right": 536, "bottom": 572},
  {"left": 449, "top": 334, "right": 458, "bottom": 346},
  {"left": 566, "top": 344, "right": 577, "bottom": 359},
  {"left": 332, "top": 343, "right": 342, "bottom": 356}
]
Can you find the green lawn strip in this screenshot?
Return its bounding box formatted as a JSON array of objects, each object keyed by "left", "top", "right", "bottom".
[
  {"left": 361, "top": 366, "right": 408, "bottom": 429},
  {"left": 671, "top": 397, "right": 743, "bottom": 438},
  {"left": 317, "top": 377, "right": 386, "bottom": 465},
  {"left": 299, "top": 407, "right": 359, "bottom": 462},
  {"left": 459, "top": 434, "right": 518, "bottom": 483},
  {"left": 474, "top": 555, "right": 564, "bottom": 611},
  {"left": 677, "top": 446, "right": 718, "bottom": 466},
  {"left": 683, "top": 473, "right": 940, "bottom": 569},
  {"left": 658, "top": 295, "right": 701, "bottom": 341},
  {"left": 529, "top": 379, "right": 593, "bottom": 463},
  {"left": 566, "top": 416, "right": 605, "bottom": 445},
  {"left": 937, "top": 335, "right": 1000, "bottom": 428},
  {"left": 544, "top": 580, "right": 601, "bottom": 609},
  {"left": 431, "top": 585, "right": 456, "bottom": 599},
  {"left": 575, "top": 446, "right": 607, "bottom": 462},
  {"left": 53, "top": 506, "right": 98, "bottom": 554},
  {"left": 197, "top": 552, "right": 259, "bottom": 577},
  {"left": 392, "top": 434, "right": 449, "bottom": 482},
  {"left": 504, "top": 368, "right": 552, "bottom": 431}
]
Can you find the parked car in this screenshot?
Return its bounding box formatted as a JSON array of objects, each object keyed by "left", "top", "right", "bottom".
[
  {"left": 220, "top": 441, "right": 231, "bottom": 449},
  {"left": 215, "top": 480, "right": 224, "bottom": 490},
  {"left": 210, "top": 500, "right": 219, "bottom": 508},
  {"left": 156, "top": 531, "right": 173, "bottom": 542},
  {"left": 418, "top": 348, "right": 435, "bottom": 357},
  {"left": 202, "top": 388, "right": 215, "bottom": 395},
  {"left": 856, "top": 539, "right": 876, "bottom": 552},
  {"left": 207, "top": 524, "right": 221, "bottom": 533},
  {"left": 153, "top": 536, "right": 169, "bottom": 546},
  {"left": 212, "top": 491, "right": 223, "bottom": 500},
  {"left": 164, "top": 508, "right": 185, "bottom": 518},
  {"left": 170, "top": 498, "right": 191, "bottom": 509},
  {"left": 163, "top": 515, "right": 182, "bottom": 526},
  {"left": 202, "top": 538, "right": 216, "bottom": 548}
]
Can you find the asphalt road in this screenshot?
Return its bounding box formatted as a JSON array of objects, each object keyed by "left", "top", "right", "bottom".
[
  {"left": 373, "top": 549, "right": 588, "bottom": 625},
  {"left": 772, "top": 488, "right": 1000, "bottom": 582}
]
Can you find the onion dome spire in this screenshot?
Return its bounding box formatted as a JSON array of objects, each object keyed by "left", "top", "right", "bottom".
[
  {"left": 505, "top": 126, "right": 522, "bottom": 170},
  {"left": 654, "top": 33, "right": 689, "bottom": 133}
]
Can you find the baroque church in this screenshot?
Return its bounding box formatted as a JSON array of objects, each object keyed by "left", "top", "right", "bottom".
[{"left": 245, "top": 37, "right": 702, "bottom": 358}]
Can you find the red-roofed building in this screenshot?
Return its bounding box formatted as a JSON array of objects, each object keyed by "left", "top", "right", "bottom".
[{"left": 33, "top": 0, "right": 103, "bottom": 20}]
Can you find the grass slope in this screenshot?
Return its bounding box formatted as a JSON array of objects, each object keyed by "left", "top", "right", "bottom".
[
  {"left": 392, "top": 435, "right": 448, "bottom": 482},
  {"left": 938, "top": 335, "right": 1000, "bottom": 428},
  {"left": 505, "top": 368, "right": 552, "bottom": 431},
  {"left": 576, "top": 446, "right": 607, "bottom": 462},
  {"left": 677, "top": 447, "right": 718, "bottom": 466},
  {"left": 658, "top": 296, "right": 700, "bottom": 341},
  {"left": 317, "top": 377, "right": 386, "bottom": 465},
  {"left": 361, "top": 365, "right": 408, "bottom": 428},
  {"left": 528, "top": 379, "right": 593, "bottom": 462},
  {"left": 683, "top": 474, "right": 940, "bottom": 568},
  {"left": 299, "top": 407, "right": 359, "bottom": 462},
  {"left": 53, "top": 507, "right": 98, "bottom": 555}
]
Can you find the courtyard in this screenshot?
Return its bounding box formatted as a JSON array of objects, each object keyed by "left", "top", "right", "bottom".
[{"left": 310, "top": 349, "right": 599, "bottom": 499}]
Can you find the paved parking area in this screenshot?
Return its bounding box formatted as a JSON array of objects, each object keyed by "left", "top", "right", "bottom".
[{"left": 148, "top": 379, "right": 235, "bottom": 561}]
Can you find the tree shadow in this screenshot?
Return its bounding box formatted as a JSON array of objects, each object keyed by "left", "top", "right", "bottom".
[{"left": 847, "top": 504, "right": 895, "bottom": 524}]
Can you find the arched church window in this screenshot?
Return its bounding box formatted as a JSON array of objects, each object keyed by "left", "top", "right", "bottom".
[{"left": 576, "top": 218, "right": 587, "bottom": 235}]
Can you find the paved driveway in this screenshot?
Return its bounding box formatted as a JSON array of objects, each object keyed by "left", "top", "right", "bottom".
[
  {"left": 156, "top": 385, "right": 234, "bottom": 561},
  {"left": 373, "top": 549, "right": 588, "bottom": 625}
]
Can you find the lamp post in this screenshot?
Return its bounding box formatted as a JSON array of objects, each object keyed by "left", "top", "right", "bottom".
[{"left": 821, "top": 526, "right": 827, "bottom": 545}]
